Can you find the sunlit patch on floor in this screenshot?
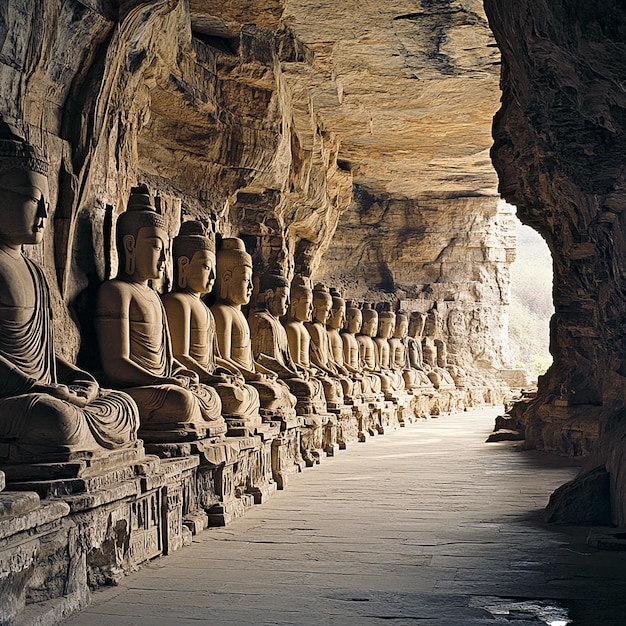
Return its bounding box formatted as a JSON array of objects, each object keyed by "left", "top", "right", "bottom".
[{"left": 471, "top": 596, "right": 571, "bottom": 624}]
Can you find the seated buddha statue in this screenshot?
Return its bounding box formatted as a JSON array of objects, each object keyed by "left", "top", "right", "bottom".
[
  {"left": 161, "top": 221, "right": 261, "bottom": 434},
  {"left": 373, "top": 307, "right": 405, "bottom": 394},
  {"left": 326, "top": 288, "right": 362, "bottom": 402},
  {"left": 284, "top": 276, "right": 342, "bottom": 410},
  {"left": 342, "top": 301, "right": 381, "bottom": 397},
  {"left": 210, "top": 238, "right": 296, "bottom": 421},
  {"left": 388, "top": 311, "right": 420, "bottom": 391},
  {"left": 96, "top": 186, "right": 227, "bottom": 441},
  {"left": 304, "top": 283, "right": 349, "bottom": 408},
  {"left": 0, "top": 121, "right": 139, "bottom": 461},
  {"left": 422, "top": 308, "right": 456, "bottom": 389},
  {"left": 356, "top": 304, "right": 387, "bottom": 393},
  {"left": 248, "top": 272, "right": 327, "bottom": 416},
  {"left": 404, "top": 311, "right": 434, "bottom": 388}
]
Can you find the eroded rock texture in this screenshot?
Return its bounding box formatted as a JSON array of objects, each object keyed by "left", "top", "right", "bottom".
[{"left": 484, "top": 2, "right": 626, "bottom": 522}]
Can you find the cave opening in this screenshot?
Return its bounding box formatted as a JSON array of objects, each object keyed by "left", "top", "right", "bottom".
[{"left": 508, "top": 211, "right": 554, "bottom": 381}]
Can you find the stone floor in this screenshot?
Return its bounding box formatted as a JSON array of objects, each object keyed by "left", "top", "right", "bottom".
[{"left": 63, "top": 408, "right": 626, "bottom": 625}]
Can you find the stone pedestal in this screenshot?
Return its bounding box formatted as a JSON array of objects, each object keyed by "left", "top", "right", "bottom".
[
  {"left": 271, "top": 421, "right": 305, "bottom": 490},
  {"left": 167, "top": 435, "right": 278, "bottom": 527},
  {"left": 0, "top": 472, "right": 79, "bottom": 625},
  {"left": 0, "top": 445, "right": 208, "bottom": 621},
  {"left": 299, "top": 414, "right": 328, "bottom": 466},
  {"left": 336, "top": 403, "right": 365, "bottom": 448}
]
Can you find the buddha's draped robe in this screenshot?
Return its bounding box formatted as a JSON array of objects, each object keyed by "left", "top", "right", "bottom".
[
  {"left": 249, "top": 308, "right": 327, "bottom": 414},
  {"left": 113, "top": 282, "right": 223, "bottom": 427}
]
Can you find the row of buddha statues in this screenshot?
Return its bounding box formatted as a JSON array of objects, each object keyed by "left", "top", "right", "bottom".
[{"left": 0, "top": 121, "right": 468, "bottom": 465}]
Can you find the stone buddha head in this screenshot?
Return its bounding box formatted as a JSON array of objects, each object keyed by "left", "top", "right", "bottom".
[
  {"left": 215, "top": 237, "right": 253, "bottom": 306},
  {"left": 328, "top": 288, "right": 346, "bottom": 331},
  {"left": 394, "top": 311, "right": 409, "bottom": 339},
  {"left": 289, "top": 275, "right": 313, "bottom": 323},
  {"left": 377, "top": 310, "right": 396, "bottom": 340},
  {"left": 172, "top": 220, "right": 216, "bottom": 295},
  {"left": 408, "top": 311, "right": 427, "bottom": 339},
  {"left": 311, "top": 283, "right": 333, "bottom": 325},
  {"left": 0, "top": 121, "right": 50, "bottom": 249},
  {"left": 345, "top": 300, "right": 362, "bottom": 334},
  {"left": 116, "top": 185, "right": 168, "bottom": 283},
  {"left": 424, "top": 308, "right": 441, "bottom": 339},
  {"left": 259, "top": 273, "right": 290, "bottom": 317},
  {"left": 360, "top": 304, "right": 378, "bottom": 338}
]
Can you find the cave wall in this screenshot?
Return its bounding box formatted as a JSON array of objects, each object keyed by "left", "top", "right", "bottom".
[
  {"left": 484, "top": 1, "right": 626, "bottom": 522},
  {"left": 314, "top": 192, "right": 516, "bottom": 371},
  {"left": 0, "top": 0, "right": 511, "bottom": 379}
]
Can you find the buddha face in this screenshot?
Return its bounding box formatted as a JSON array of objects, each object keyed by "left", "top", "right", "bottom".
[
  {"left": 409, "top": 314, "right": 426, "bottom": 338},
  {"left": 394, "top": 315, "right": 409, "bottom": 339},
  {"left": 267, "top": 286, "right": 290, "bottom": 318},
  {"left": 424, "top": 314, "right": 437, "bottom": 337},
  {"left": 291, "top": 288, "right": 313, "bottom": 322},
  {"left": 346, "top": 308, "right": 362, "bottom": 334},
  {"left": 361, "top": 312, "right": 378, "bottom": 337},
  {"left": 328, "top": 301, "right": 345, "bottom": 330},
  {"left": 179, "top": 250, "right": 216, "bottom": 295},
  {"left": 222, "top": 263, "right": 253, "bottom": 306},
  {"left": 378, "top": 316, "right": 395, "bottom": 339},
  {"left": 0, "top": 168, "right": 49, "bottom": 247},
  {"left": 312, "top": 293, "right": 332, "bottom": 324},
  {"left": 126, "top": 225, "right": 168, "bottom": 282}
]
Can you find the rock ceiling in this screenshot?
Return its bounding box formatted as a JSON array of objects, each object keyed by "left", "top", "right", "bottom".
[{"left": 190, "top": 0, "right": 501, "bottom": 200}]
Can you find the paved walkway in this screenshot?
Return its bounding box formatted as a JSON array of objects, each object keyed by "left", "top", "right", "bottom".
[{"left": 64, "top": 408, "right": 626, "bottom": 625}]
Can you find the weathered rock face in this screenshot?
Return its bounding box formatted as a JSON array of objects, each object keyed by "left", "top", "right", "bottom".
[
  {"left": 484, "top": 2, "right": 626, "bottom": 521},
  {"left": 0, "top": 0, "right": 510, "bottom": 379},
  {"left": 315, "top": 193, "right": 516, "bottom": 371}
]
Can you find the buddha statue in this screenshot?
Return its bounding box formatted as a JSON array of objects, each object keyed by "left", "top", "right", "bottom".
[
  {"left": 0, "top": 121, "right": 139, "bottom": 461},
  {"left": 211, "top": 238, "right": 296, "bottom": 421},
  {"left": 284, "top": 276, "right": 341, "bottom": 410},
  {"left": 406, "top": 311, "right": 436, "bottom": 391},
  {"left": 356, "top": 304, "right": 387, "bottom": 393},
  {"left": 373, "top": 308, "right": 405, "bottom": 394},
  {"left": 96, "top": 186, "right": 227, "bottom": 441},
  {"left": 249, "top": 272, "right": 327, "bottom": 416},
  {"left": 342, "top": 301, "right": 381, "bottom": 396},
  {"left": 422, "top": 308, "right": 456, "bottom": 389},
  {"left": 161, "top": 221, "right": 261, "bottom": 434},
  {"left": 304, "top": 283, "right": 349, "bottom": 408},
  {"left": 326, "top": 288, "right": 362, "bottom": 401},
  {"left": 389, "top": 311, "right": 418, "bottom": 390}
]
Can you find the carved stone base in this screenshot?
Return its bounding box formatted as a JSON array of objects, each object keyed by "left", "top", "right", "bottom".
[
  {"left": 138, "top": 420, "right": 227, "bottom": 442},
  {"left": 336, "top": 404, "right": 364, "bottom": 448},
  {"left": 363, "top": 401, "right": 387, "bottom": 436},
  {"left": 1, "top": 446, "right": 148, "bottom": 499},
  {"left": 300, "top": 414, "right": 328, "bottom": 466},
  {"left": 149, "top": 435, "right": 278, "bottom": 527},
  {"left": 207, "top": 495, "right": 255, "bottom": 526},
  {"left": 0, "top": 474, "right": 79, "bottom": 625},
  {"left": 408, "top": 389, "right": 433, "bottom": 420},
  {"left": 271, "top": 426, "right": 305, "bottom": 489},
  {"left": 323, "top": 411, "right": 340, "bottom": 457},
  {"left": 0, "top": 449, "right": 205, "bottom": 622},
  {"left": 387, "top": 391, "right": 412, "bottom": 427}
]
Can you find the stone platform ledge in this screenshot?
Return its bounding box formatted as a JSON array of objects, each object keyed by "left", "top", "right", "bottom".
[{"left": 0, "top": 494, "right": 69, "bottom": 540}]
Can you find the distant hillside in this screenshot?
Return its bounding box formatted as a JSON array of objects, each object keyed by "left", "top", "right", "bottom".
[{"left": 508, "top": 218, "right": 554, "bottom": 378}]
